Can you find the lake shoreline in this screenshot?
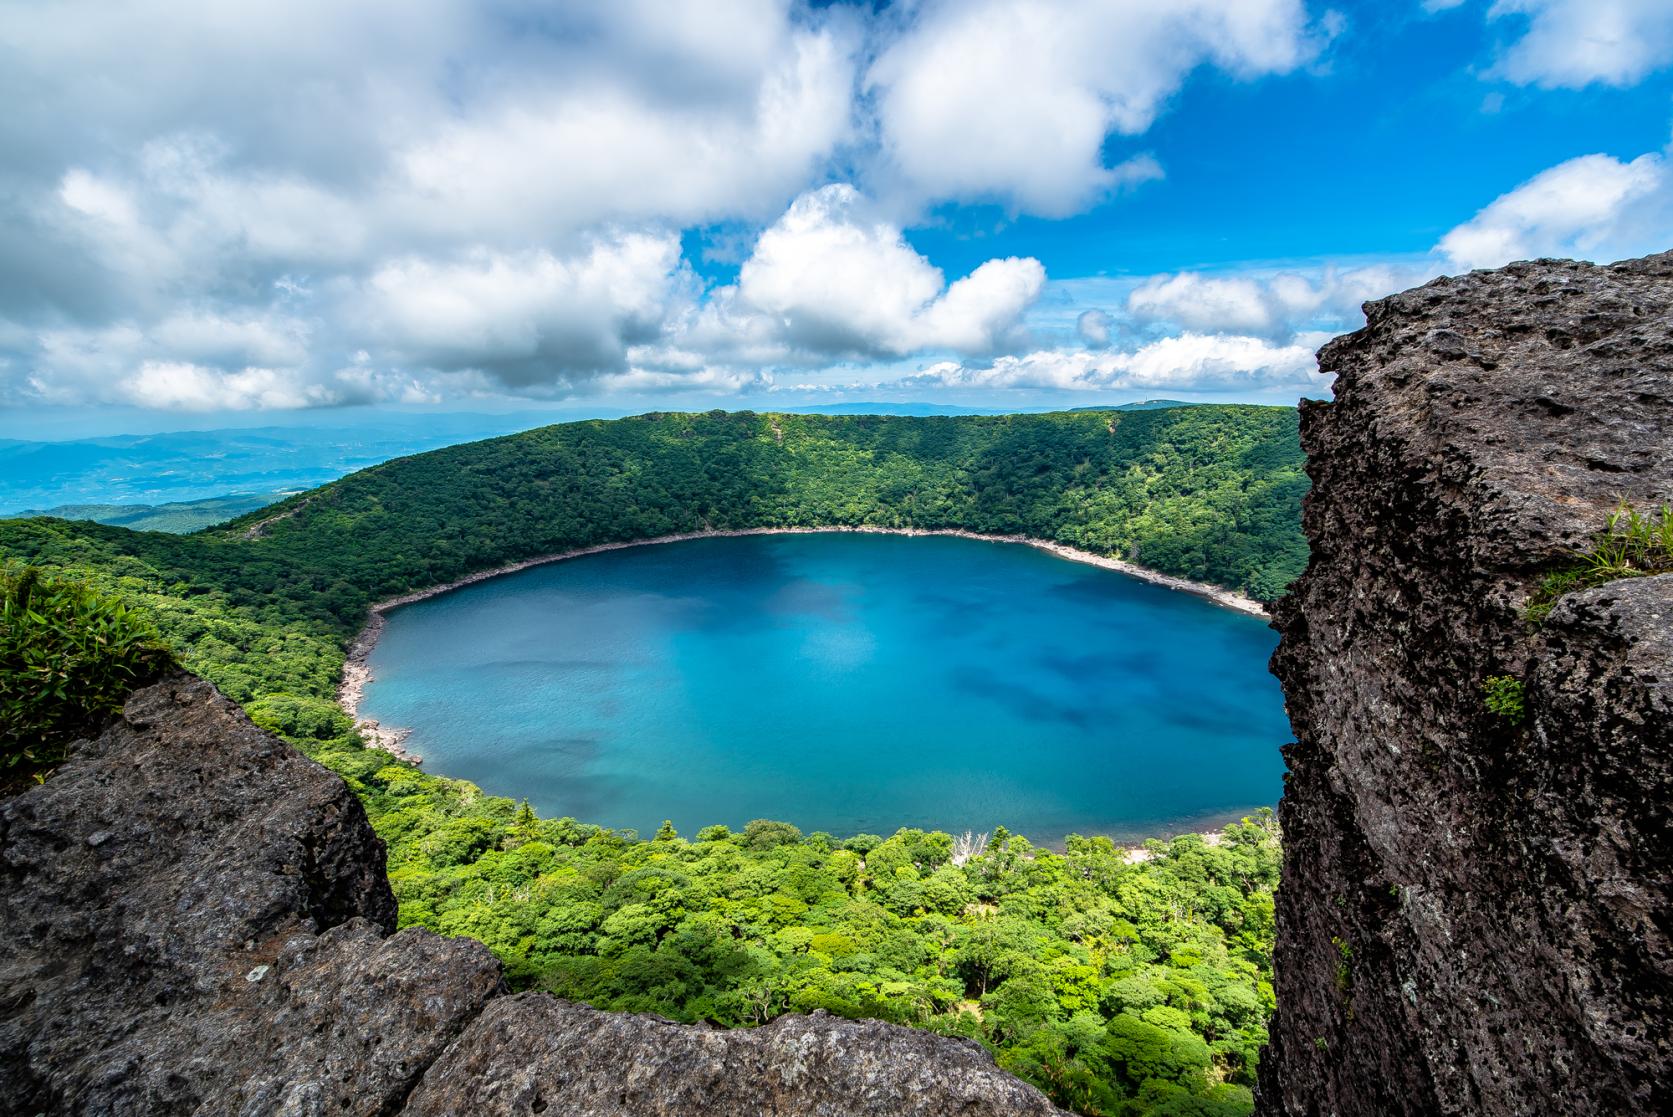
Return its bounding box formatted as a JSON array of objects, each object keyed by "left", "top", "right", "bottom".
[{"left": 336, "top": 526, "right": 1270, "bottom": 765}]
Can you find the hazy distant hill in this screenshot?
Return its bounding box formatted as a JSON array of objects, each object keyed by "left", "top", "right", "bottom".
[
  {"left": 783, "top": 400, "right": 1196, "bottom": 417},
  {"left": 1068, "top": 399, "right": 1196, "bottom": 412},
  {"left": 13, "top": 493, "right": 287, "bottom": 533},
  {"left": 0, "top": 414, "right": 563, "bottom": 514},
  {"left": 781, "top": 402, "right": 1024, "bottom": 416}
]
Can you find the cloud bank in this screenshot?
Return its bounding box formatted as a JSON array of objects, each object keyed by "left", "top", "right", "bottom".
[
  {"left": 866, "top": 0, "right": 1321, "bottom": 214},
  {"left": 899, "top": 334, "right": 1329, "bottom": 395},
  {"left": 1, "top": 0, "right": 1670, "bottom": 412},
  {"left": 0, "top": 0, "right": 1337, "bottom": 411},
  {"left": 1438, "top": 149, "right": 1672, "bottom": 269},
  {"left": 907, "top": 122, "right": 1673, "bottom": 400}
]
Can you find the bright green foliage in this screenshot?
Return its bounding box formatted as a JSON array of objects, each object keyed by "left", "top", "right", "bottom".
[
  {"left": 1526, "top": 503, "right": 1673, "bottom": 623},
  {"left": 246, "top": 693, "right": 357, "bottom": 740},
  {"left": 1582, "top": 503, "right": 1673, "bottom": 578},
  {"left": 1, "top": 563, "right": 175, "bottom": 775},
  {"left": 294, "top": 686, "right": 1282, "bottom": 1117},
  {"left": 0, "top": 409, "right": 1304, "bottom": 1115},
  {"left": 1483, "top": 675, "right": 1526, "bottom": 725},
  {"left": 0, "top": 519, "right": 348, "bottom": 705},
  {"left": 1330, "top": 936, "right": 1353, "bottom": 994}
]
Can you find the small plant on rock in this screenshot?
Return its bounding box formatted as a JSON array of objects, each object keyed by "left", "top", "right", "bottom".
[
  {"left": 1526, "top": 503, "right": 1673, "bottom": 623},
  {"left": 1483, "top": 675, "right": 1526, "bottom": 726}
]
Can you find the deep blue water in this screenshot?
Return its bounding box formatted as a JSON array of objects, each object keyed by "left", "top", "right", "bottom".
[{"left": 360, "top": 533, "right": 1289, "bottom": 843}]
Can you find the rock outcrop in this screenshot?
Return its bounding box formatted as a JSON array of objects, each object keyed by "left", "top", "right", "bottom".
[
  {"left": 0, "top": 674, "right": 1066, "bottom": 1116},
  {"left": 406, "top": 995, "right": 1065, "bottom": 1116},
  {"left": 1257, "top": 254, "right": 1673, "bottom": 1115},
  {"left": 0, "top": 674, "right": 503, "bottom": 1115}
]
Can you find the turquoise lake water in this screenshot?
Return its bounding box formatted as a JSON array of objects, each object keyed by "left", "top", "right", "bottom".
[{"left": 360, "top": 533, "right": 1289, "bottom": 843}]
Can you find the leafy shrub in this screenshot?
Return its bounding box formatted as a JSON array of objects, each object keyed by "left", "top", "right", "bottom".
[
  {"left": 1, "top": 563, "right": 175, "bottom": 777},
  {"left": 1483, "top": 675, "right": 1526, "bottom": 725},
  {"left": 742, "top": 817, "right": 804, "bottom": 850}
]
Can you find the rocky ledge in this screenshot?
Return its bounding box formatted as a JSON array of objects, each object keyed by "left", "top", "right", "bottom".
[
  {"left": 0, "top": 673, "right": 1065, "bottom": 1116},
  {"left": 1257, "top": 253, "right": 1672, "bottom": 1115}
]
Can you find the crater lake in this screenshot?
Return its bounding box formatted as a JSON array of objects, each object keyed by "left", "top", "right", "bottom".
[{"left": 358, "top": 532, "right": 1288, "bottom": 842}]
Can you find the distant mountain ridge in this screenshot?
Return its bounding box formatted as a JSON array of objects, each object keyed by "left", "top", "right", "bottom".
[
  {"left": 14, "top": 493, "right": 287, "bottom": 534},
  {"left": 0, "top": 415, "right": 553, "bottom": 514},
  {"left": 0, "top": 402, "right": 1198, "bottom": 513},
  {"left": 777, "top": 400, "right": 1195, "bottom": 417}
]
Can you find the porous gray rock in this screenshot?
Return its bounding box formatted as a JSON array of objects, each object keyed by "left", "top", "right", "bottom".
[
  {"left": 405, "top": 994, "right": 1067, "bottom": 1116},
  {"left": 1, "top": 673, "right": 1066, "bottom": 1116},
  {"left": 0, "top": 673, "right": 504, "bottom": 1115},
  {"left": 1257, "top": 253, "right": 1673, "bottom": 1115}
]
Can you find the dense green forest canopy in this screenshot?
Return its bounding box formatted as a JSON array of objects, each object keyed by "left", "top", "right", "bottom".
[{"left": 0, "top": 406, "right": 1305, "bottom": 1116}]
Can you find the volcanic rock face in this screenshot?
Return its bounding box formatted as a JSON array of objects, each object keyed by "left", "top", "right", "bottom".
[
  {"left": 406, "top": 995, "right": 1067, "bottom": 1116},
  {"left": 0, "top": 674, "right": 503, "bottom": 1115},
  {"left": 0, "top": 674, "right": 1066, "bottom": 1116},
  {"left": 1257, "top": 254, "right": 1673, "bottom": 1115}
]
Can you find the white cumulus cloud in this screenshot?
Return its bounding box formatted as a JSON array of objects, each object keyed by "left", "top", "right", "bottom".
[
  {"left": 731, "top": 185, "right": 1045, "bottom": 357},
  {"left": 361, "top": 233, "right": 690, "bottom": 388},
  {"left": 118, "top": 361, "right": 331, "bottom": 412},
  {"left": 867, "top": 0, "right": 1322, "bottom": 214},
  {"left": 391, "top": 20, "right": 859, "bottom": 240},
  {"left": 1076, "top": 309, "right": 1115, "bottom": 347},
  {"left": 1126, "top": 265, "right": 1436, "bottom": 339},
  {"left": 1438, "top": 150, "right": 1670, "bottom": 269},
  {"left": 898, "top": 333, "right": 1325, "bottom": 393},
  {"left": 1487, "top": 0, "right": 1673, "bottom": 88}
]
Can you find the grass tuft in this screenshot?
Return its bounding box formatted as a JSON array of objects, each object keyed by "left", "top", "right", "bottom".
[{"left": 1525, "top": 503, "right": 1673, "bottom": 624}]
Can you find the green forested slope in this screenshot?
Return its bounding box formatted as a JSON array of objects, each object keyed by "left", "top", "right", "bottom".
[
  {"left": 239, "top": 407, "right": 1308, "bottom": 608},
  {"left": 0, "top": 406, "right": 1304, "bottom": 1116},
  {"left": 273, "top": 689, "right": 1281, "bottom": 1117}
]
